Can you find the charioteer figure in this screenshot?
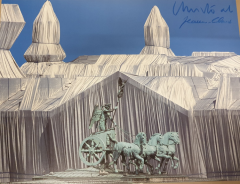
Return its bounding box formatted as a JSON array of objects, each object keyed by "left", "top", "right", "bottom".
[
  {"left": 89, "top": 104, "right": 118, "bottom": 131},
  {"left": 89, "top": 78, "right": 127, "bottom": 132}
]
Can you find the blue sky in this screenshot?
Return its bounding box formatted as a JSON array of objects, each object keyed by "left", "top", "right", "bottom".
[{"left": 4, "top": 0, "right": 240, "bottom": 66}]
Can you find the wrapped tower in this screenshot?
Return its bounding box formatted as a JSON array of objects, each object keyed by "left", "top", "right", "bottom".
[
  {"left": 0, "top": 4, "right": 25, "bottom": 78},
  {"left": 140, "top": 6, "right": 175, "bottom": 56},
  {"left": 24, "top": 0, "right": 66, "bottom": 63}
]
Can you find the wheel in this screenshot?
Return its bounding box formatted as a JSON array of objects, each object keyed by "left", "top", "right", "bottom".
[{"left": 79, "top": 136, "right": 106, "bottom": 166}]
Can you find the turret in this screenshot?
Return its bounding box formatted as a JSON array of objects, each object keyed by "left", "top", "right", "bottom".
[
  {"left": 24, "top": 0, "right": 66, "bottom": 63},
  {"left": 0, "top": 4, "right": 25, "bottom": 78},
  {"left": 140, "top": 6, "right": 175, "bottom": 56}
]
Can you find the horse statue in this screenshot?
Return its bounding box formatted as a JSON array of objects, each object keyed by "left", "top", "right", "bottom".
[
  {"left": 109, "top": 132, "right": 147, "bottom": 174},
  {"left": 132, "top": 133, "right": 171, "bottom": 174},
  {"left": 155, "top": 132, "right": 180, "bottom": 174}
]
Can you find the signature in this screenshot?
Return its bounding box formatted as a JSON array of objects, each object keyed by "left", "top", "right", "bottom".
[
  {"left": 180, "top": 16, "right": 232, "bottom": 29},
  {"left": 173, "top": 1, "right": 233, "bottom": 29}
]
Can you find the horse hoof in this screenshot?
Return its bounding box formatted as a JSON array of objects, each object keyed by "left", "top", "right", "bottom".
[{"left": 114, "top": 170, "right": 118, "bottom": 173}]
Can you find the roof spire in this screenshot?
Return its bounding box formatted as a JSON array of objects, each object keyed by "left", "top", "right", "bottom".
[
  {"left": 24, "top": 0, "right": 66, "bottom": 63},
  {"left": 140, "top": 6, "right": 175, "bottom": 56}
]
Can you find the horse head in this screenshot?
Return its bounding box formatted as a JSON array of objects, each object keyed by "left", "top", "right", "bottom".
[
  {"left": 134, "top": 132, "right": 147, "bottom": 147},
  {"left": 161, "top": 132, "right": 180, "bottom": 145},
  {"left": 148, "top": 133, "right": 163, "bottom": 146}
]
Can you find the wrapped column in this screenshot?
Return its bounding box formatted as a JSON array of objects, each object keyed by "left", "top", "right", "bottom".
[
  {"left": 140, "top": 6, "right": 175, "bottom": 56},
  {"left": 0, "top": 4, "right": 25, "bottom": 78},
  {"left": 24, "top": 0, "right": 66, "bottom": 62}
]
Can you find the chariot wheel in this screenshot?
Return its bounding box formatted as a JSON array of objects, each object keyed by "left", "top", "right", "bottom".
[{"left": 79, "top": 136, "right": 106, "bottom": 166}]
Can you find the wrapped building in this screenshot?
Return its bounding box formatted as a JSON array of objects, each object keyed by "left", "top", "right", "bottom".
[{"left": 0, "top": 1, "right": 240, "bottom": 182}]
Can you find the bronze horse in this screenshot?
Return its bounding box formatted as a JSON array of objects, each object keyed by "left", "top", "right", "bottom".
[
  {"left": 109, "top": 132, "right": 147, "bottom": 174},
  {"left": 133, "top": 132, "right": 180, "bottom": 174}
]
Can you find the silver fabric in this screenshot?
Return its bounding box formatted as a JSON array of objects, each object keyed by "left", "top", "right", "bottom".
[
  {"left": 1, "top": 2, "right": 240, "bottom": 183},
  {"left": 24, "top": 1, "right": 66, "bottom": 62},
  {"left": 0, "top": 4, "right": 25, "bottom": 78},
  {"left": 140, "top": 6, "right": 175, "bottom": 55}
]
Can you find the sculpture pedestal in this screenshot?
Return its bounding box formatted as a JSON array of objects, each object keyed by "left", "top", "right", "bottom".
[
  {"left": 32, "top": 167, "right": 189, "bottom": 183},
  {"left": 124, "top": 174, "right": 188, "bottom": 182}
]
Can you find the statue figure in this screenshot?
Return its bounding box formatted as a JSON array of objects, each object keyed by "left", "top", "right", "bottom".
[
  {"left": 82, "top": 77, "right": 181, "bottom": 175},
  {"left": 130, "top": 133, "right": 168, "bottom": 175},
  {"left": 155, "top": 132, "right": 180, "bottom": 174},
  {"left": 109, "top": 132, "right": 147, "bottom": 174},
  {"left": 89, "top": 103, "right": 118, "bottom": 131},
  {"left": 131, "top": 132, "right": 180, "bottom": 175},
  {"left": 117, "top": 78, "right": 127, "bottom": 99},
  {"left": 89, "top": 77, "right": 127, "bottom": 131}
]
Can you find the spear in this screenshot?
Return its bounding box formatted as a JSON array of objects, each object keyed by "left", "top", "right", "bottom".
[{"left": 112, "top": 78, "right": 127, "bottom": 121}]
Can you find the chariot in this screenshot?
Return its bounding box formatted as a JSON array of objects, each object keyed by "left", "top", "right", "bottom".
[
  {"left": 79, "top": 78, "right": 126, "bottom": 167},
  {"left": 79, "top": 128, "right": 116, "bottom": 166}
]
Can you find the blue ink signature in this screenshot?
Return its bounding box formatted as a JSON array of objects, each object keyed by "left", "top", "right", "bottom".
[
  {"left": 212, "top": 17, "right": 232, "bottom": 23},
  {"left": 173, "top": 1, "right": 233, "bottom": 28},
  {"left": 180, "top": 16, "right": 231, "bottom": 29},
  {"left": 173, "top": 1, "right": 233, "bottom": 15},
  {"left": 179, "top": 16, "right": 207, "bottom": 29},
  {"left": 173, "top": 1, "right": 216, "bottom": 15},
  {"left": 201, "top": 4, "right": 215, "bottom": 14},
  {"left": 221, "top": 5, "right": 233, "bottom": 13}
]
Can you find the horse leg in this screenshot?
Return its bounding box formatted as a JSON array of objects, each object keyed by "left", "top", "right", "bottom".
[
  {"left": 173, "top": 156, "right": 179, "bottom": 169},
  {"left": 156, "top": 157, "right": 165, "bottom": 175},
  {"left": 155, "top": 153, "right": 172, "bottom": 174},
  {"left": 145, "top": 159, "right": 150, "bottom": 175},
  {"left": 169, "top": 154, "right": 174, "bottom": 168},
  {"left": 121, "top": 155, "right": 127, "bottom": 173},
  {"left": 134, "top": 159, "right": 140, "bottom": 175},
  {"left": 125, "top": 156, "right": 131, "bottom": 174},
  {"left": 168, "top": 153, "right": 175, "bottom": 168},
  {"left": 162, "top": 158, "right": 170, "bottom": 174},
  {"left": 153, "top": 156, "right": 161, "bottom": 174},
  {"left": 145, "top": 157, "right": 154, "bottom": 175},
  {"left": 109, "top": 150, "right": 121, "bottom": 173},
  {"left": 134, "top": 154, "right": 144, "bottom": 173}
]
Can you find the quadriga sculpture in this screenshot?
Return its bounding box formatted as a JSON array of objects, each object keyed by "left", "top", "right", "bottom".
[
  {"left": 79, "top": 78, "right": 181, "bottom": 175},
  {"left": 110, "top": 132, "right": 147, "bottom": 174}
]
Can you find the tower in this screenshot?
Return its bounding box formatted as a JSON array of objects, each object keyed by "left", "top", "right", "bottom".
[
  {"left": 140, "top": 6, "right": 175, "bottom": 56},
  {"left": 0, "top": 4, "right": 25, "bottom": 78},
  {"left": 24, "top": 0, "right": 66, "bottom": 63}
]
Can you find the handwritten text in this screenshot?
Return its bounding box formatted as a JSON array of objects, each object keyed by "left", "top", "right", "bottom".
[{"left": 173, "top": 1, "right": 233, "bottom": 29}]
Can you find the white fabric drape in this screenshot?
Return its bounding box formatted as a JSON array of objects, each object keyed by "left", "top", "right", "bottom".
[
  {"left": 24, "top": 1, "right": 66, "bottom": 63},
  {"left": 1, "top": 72, "right": 240, "bottom": 182},
  {"left": 140, "top": 6, "right": 175, "bottom": 56},
  {"left": 0, "top": 4, "right": 25, "bottom": 78}
]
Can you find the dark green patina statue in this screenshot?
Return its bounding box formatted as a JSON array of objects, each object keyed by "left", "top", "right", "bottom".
[
  {"left": 89, "top": 78, "right": 127, "bottom": 131},
  {"left": 79, "top": 77, "right": 180, "bottom": 175},
  {"left": 89, "top": 104, "right": 118, "bottom": 131}
]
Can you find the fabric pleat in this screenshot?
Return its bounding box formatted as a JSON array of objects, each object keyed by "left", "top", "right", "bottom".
[{"left": 24, "top": 1, "right": 66, "bottom": 63}]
